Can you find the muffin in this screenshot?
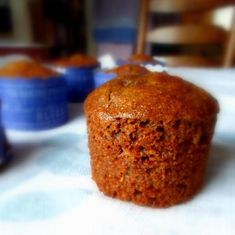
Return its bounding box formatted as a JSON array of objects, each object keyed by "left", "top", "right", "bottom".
[
  {"left": 0, "top": 61, "right": 68, "bottom": 130},
  {"left": 54, "top": 53, "right": 99, "bottom": 102},
  {"left": 107, "top": 64, "right": 149, "bottom": 76},
  {"left": 95, "top": 64, "right": 149, "bottom": 88},
  {"left": 84, "top": 72, "right": 219, "bottom": 207},
  {"left": 0, "top": 60, "right": 56, "bottom": 78},
  {"left": 54, "top": 53, "right": 99, "bottom": 68},
  {"left": 128, "top": 54, "right": 156, "bottom": 64}
]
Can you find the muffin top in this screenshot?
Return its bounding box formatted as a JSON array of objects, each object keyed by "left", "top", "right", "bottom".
[
  {"left": 85, "top": 72, "right": 219, "bottom": 122},
  {"left": 54, "top": 53, "right": 98, "bottom": 68},
  {"left": 107, "top": 64, "right": 149, "bottom": 76},
  {"left": 0, "top": 61, "right": 57, "bottom": 78},
  {"left": 128, "top": 54, "right": 155, "bottom": 63}
]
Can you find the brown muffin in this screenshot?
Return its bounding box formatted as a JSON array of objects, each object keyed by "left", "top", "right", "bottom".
[
  {"left": 54, "top": 53, "right": 98, "bottom": 68},
  {"left": 84, "top": 72, "right": 219, "bottom": 207},
  {"left": 107, "top": 64, "right": 149, "bottom": 76},
  {"left": 128, "top": 54, "right": 155, "bottom": 63},
  {"left": 0, "top": 61, "right": 57, "bottom": 78}
]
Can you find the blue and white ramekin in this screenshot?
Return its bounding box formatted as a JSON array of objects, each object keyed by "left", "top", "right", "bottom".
[{"left": 0, "top": 76, "right": 68, "bottom": 130}]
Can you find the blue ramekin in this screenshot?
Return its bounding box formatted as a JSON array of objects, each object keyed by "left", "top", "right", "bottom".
[
  {"left": 52, "top": 63, "right": 99, "bottom": 103},
  {"left": 64, "top": 66, "right": 96, "bottom": 102},
  {"left": 0, "top": 76, "right": 68, "bottom": 130},
  {"left": 94, "top": 70, "right": 116, "bottom": 88}
]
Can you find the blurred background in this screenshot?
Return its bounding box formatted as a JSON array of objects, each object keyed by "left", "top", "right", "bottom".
[{"left": 0, "top": 0, "right": 234, "bottom": 67}]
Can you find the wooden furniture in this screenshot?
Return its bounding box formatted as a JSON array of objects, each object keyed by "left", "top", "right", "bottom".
[
  {"left": 224, "top": 9, "right": 235, "bottom": 67},
  {"left": 0, "top": 43, "right": 48, "bottom": 60},
  {"left": 136, "top": 0, "right": 235, "bottom": 67}
]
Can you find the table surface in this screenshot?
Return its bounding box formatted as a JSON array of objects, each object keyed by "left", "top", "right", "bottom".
[{"left": 0, "top": 68, "right": 235, "bottom": 235}]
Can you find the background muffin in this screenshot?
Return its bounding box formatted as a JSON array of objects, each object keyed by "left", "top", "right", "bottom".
[
  {"left": 94, "top": 64, "right": 149, "bottom": 88},
  {"left": 107, "top": 64, "right": 149, "bottom": 76},
  {"left": 54, "top": 53, "right": 99, "bottom": 68},
  {"left": 128, "top": 54, "right": 156, "bottom": 64},
  {"left": 84, "top": 72, "right": 219, "bottom": 207},
  {"left": 0, "top": 60, "right": 57, "bottom": 78}
]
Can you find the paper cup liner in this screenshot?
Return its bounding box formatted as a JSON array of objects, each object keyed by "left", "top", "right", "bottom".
[
  {"left": 0, "top": 76, "right": 68, "bottom": 130},
  {"left": 94, "top": 71, "right": 116, "bottom": 88}
]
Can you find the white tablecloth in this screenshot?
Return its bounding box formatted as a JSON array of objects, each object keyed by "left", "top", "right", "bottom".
[{"left": 0, "top": 68, "right": 235, "bottom": 235}]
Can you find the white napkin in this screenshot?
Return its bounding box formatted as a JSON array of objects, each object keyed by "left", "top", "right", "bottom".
[{"left": 0, "top": 69, "right": 234, "bottom": 235}]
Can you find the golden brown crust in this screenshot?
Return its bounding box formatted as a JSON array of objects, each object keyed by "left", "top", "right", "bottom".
[
  {"left": 0, "top": 61, "right": 57, "bottom": 78},
  {"left": 85, "top": 72, "right": 219, "bottom": 122},
  {"left": 84, "top": 72, "right": 219, "bottom": 207},
  {"left": 107, "top": 64, "right": 149, "bottom": 76},
  {"left": 54, "top": 53, "right": 98, "bottom": 68}
]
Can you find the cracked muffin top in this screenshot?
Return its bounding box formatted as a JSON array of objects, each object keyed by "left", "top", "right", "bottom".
[
  {"left": 84, "top": 72, "right": 219, "bottom": 122},
  {"left": 0, "top": 61, "right": 57, "bottom": 78}
]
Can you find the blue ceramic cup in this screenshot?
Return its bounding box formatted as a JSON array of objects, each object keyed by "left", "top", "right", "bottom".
[
  {"left": 94, "top": 70, "right": 116, "bottom": 88},
  {"left": 64, "top": 67, "right": 96, "bottom": 102},
  {"left": 0, "top": 76, "right": 68, "bottom": 130}
]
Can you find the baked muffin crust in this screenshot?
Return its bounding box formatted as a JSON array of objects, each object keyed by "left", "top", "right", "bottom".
[
  {"left": 54, "top": 53, "right": 98, "bottom": 68},
  {"left": 84, "top": 72, "right": 219, "bottom": 207},
  {"left": 107, "top": 64, "right": 149, "bottom": 76},
  {"left": 0, "top": 61, "right": 57, "bottom": 78}
]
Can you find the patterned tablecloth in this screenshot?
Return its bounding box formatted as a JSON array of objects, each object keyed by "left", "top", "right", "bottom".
[{"left": 0, "top": 68, "right": 235, "bottom": 235}]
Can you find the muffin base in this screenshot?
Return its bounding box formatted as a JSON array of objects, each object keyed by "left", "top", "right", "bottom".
[{"left": 87, "top": 116, "right": 216, "bottom": 207}]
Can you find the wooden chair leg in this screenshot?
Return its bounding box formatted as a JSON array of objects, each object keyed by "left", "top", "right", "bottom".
[
  {"left": 224, "top": 7, "right": 235, "bottom": 67},
  {"left": 136, "top": 0, "right": 149, "bottom": 54}
]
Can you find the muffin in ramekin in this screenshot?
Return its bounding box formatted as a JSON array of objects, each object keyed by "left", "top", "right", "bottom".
[
  {"left": 53, "top": 54, "right": 99, "bottom": 102},
  {"left": 84, "top": 72, "right": 219, "bottom": 207},
  {"left": 0, "top": 61, "right": 68, "bottom": 130}
]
